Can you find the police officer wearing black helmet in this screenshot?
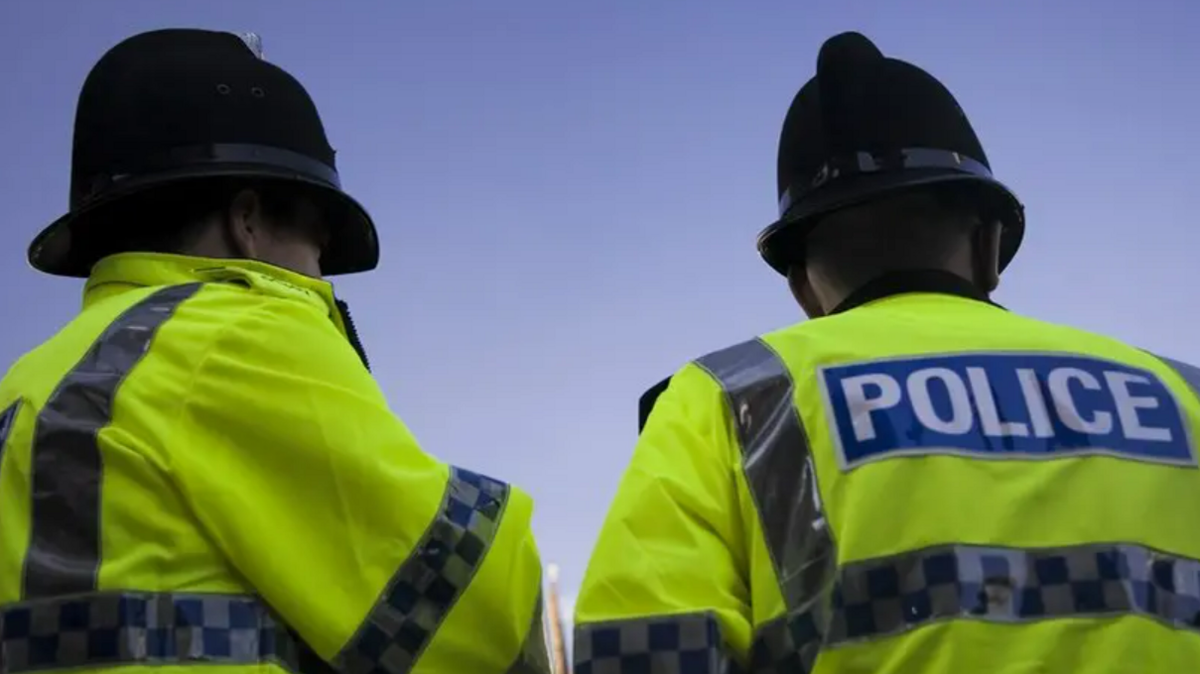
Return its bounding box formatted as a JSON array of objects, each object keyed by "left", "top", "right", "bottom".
[
  {"left": 576, "top": 32, "right": 1200, "bottom": 673},
  {"left": 0, "top": 29, "right": 550, "bottom": 674}
]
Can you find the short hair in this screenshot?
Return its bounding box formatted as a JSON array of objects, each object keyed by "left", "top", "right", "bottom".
[
  {"left": 79, "top": 178, "right": 312, "bottom": 260},
  {"left": 802, "top": 186, "right": 982, "bottom": 285}
]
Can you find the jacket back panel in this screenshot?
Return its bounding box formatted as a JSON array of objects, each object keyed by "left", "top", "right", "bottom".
[
  {"left": 0, "top": 282, "right": 289, "bottom": 674},
  {"left": 753, "top": 293, "right": 1200, "bottom": 672}
]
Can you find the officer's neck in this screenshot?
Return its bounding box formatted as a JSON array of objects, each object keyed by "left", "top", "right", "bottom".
[{"left": 828, "top": 269, "right": 998, "bottom": 316}]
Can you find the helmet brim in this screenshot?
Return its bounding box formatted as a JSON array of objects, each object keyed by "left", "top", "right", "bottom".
[
  {"left": 757, "top": 170, "right": 1025, "bottom": 277},
  {"left": 30, "top": 164, "right": 379, "bottom": 278}
]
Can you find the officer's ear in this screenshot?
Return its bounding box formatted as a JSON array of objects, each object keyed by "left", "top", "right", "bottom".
[
  {"left": 973, "top": 218, "right": 1003, "bottom": 293},
  {"left": 224, "top": 188, "right": 267, "bottom": 261},
  {"left": 787, "top": 263, "right": 827, "bottom": 319}
]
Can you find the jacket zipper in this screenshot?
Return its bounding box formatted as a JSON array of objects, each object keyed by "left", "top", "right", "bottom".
[{"left": 335, "top": 298, "right": 372, "bottom": 372}]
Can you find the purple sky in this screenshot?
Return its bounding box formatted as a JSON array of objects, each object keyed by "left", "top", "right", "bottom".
[{"left": 2, "top": 0, "right": 1197, "bottom": 623}]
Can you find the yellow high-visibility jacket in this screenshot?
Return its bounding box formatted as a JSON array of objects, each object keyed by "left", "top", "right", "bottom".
[
  {"left": 574, "top": 276, "right": 1200, "bottom": 673},
  {"left": 0, "top": 252, "right": 550, "bottom": 674}
]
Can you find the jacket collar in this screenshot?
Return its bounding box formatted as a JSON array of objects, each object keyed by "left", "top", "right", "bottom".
[
  {"left": 829, "top": 269, "right": 1004, "bottom": 316},
  {"left": 84, "top": 252, "right": 343, "bottom": 325},
  {"left": 84, "top": 252, "right": 375, "bottom": 370}
]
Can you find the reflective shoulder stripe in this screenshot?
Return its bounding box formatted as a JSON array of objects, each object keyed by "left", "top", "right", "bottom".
[
  {"left": 506, "top": 588, "right": 551, "bottom": 674},
  {"left": 0, "top": 401, "right": 17, "bottom": 451},
  {"left": 573, "top": 612, "right": 737, "bottom": 674},
  {"left": 1155, "top": 353, "right": 1200, "bottom": 401},
  {"left": 0, "top": 590, "right": 319, "bottom": 672},
  {"left": 333, "top": 466, "right": 509, "bottom": 674},
  {"left": 692, "top": 338, "right": 837, "bottom": 618},
  {"left": 0, "top": 400, "right": 18, "bottom": 465},
  {"left": 23, "top": 283, "right": 204, "bottom": 599}
]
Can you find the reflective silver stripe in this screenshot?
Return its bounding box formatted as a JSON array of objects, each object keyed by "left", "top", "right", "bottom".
[
  {"left": 693, "top": 338, "right": 837, "bottom": 616},
  {"left": 0, "top": 401, "right": 17, "bottom": 451},
  {"left": 825, "top": 542, "right": 1200, "bottom": 644},
  {"left": 0, "top": 400, "right": 18, "bottom": 469},
  {"left": 334, "top": 466, "right": 510, "bottom": 674},
  {"left": 573, "top": 612, "right": 735, "bottom": 674},
  {"left": 0, "top": 591, "right": 309, "bottom": 672},
  {"left": 1157, "top": 354, "right": 1200, "bottom": 401},
  {"left": 506, "top": 588, "right": 551, "bottom": 674},
  {"left": 23, "top": 283, "right": 204, "bottom": 598}
]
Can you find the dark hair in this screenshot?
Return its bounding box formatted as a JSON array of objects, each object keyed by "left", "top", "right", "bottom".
[{"left": 78, "top": 178, "right": 312, "bottom": 260}]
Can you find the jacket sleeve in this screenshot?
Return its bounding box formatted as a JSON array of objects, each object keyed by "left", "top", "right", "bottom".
[
  {"left": 168, "top": 294, "right": 550, "bottom": 674},
  {"left": 573, "top": 362, "right": 752, "bottom": 672}
]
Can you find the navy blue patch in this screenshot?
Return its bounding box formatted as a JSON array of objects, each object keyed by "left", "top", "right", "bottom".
[{"left": 819, "top": 353, "right": 1194, "bottom": 470}]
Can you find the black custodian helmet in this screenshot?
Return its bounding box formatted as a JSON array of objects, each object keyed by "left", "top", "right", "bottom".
[
  {"left": 29, "top": 28, "right": 378, "bottom": 278},
  {"left": 757, "top": 32, "right": 1024, "bottom": 276}
]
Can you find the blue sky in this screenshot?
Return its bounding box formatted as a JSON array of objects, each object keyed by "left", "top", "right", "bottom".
[{"left": 2, "top": 0, "right": 1196, "bottom": 630}]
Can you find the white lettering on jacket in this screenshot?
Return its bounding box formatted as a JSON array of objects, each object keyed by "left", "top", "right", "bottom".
[{"left": 820, "top": 353, "right": 1193, "bottom": 470}]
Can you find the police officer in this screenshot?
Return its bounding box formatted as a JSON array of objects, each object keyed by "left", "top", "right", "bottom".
[
  {"left": 573, "top": 32, "right": 1200, "bottom": 673},
  {"left": 0, "top": 29, "right": 549, "bottom": 674}
]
